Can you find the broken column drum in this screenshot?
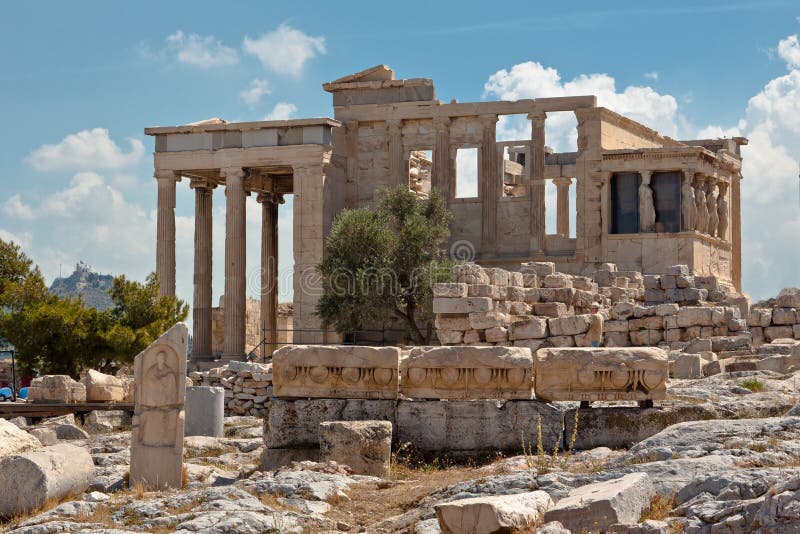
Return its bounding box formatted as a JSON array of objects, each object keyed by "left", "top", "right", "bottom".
[{"left": 185, "top": 386, "right": 225, "bottom": 437}]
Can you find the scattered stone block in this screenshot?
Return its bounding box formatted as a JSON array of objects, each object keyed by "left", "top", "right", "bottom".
[
  {"left": 130, "top": 322, "right": 188, "bottom": 490},
  {"left": 261, "top": 447, "right": 319, "bottom": 470},
  {"left": 395, "top": 400, "right": 563, "bottom": 455},
  {"left": 185, "top": 386, "right": 225, "bottom": 437},
  {"left": 0, "top": 444, "right": 93, "bottom": 517},
  {"left": 80, "top": 369, "right": 125, "bottom": 402},
  {"left": 0, "top": 419, "right": 41, "bottom": 459},
  {"left": 435, "top": 491, "right": 554, "bottom": 534},
  {"left": 400, "top": 346, "right": 533, "bottom": 400},
  {"left": 27, "top": 427, "right": 57, "bottom": 446},
  {"left": 534, "top": 302, "right": 568, "bottom": 317},
  {"left": 468, "top": 311, "right": 507, "bottom": 330},
  {"left": 319, "top": 420, "right": 392, "bottom": 477},
  {"left": 548, "top": 315, "right": 592, "bottom": 336},
  {"left": 772, "top": 308, "right": 797, "bottom": 325},
  {"left": 433, "top": 297, "right": 492, "bottom": 314},
  {"left": 50, "top": 423, "right": 89, "bottom": 440},
  {"left": 776, "top": 287, "right": 800, "bottom": 308},
  {"left": 265, "top": 398, "right": 396, "bottom": 448},
  {"left": 672, "top": 354, "right": 703, "bottom": 379},
  {"left": 433, "top": 282, "right": 468, "bottom": 298},
  {"left": 509, "top": 317, "right": 548, "bottom": 340},
  {"left": 273, "top": 345, "right": 400, "bottom": 400},
  {"left": 85, "top": 410, "right": 131, "bottom": 430},
  {"left": 535, "top": 347, "right": 668, "bottom": 402},
  {"left": 27, "top": 375, "right": 86, "bottom": 403},
  {"left": 544, "top": 473, "right": 655, "bottom": 532}
]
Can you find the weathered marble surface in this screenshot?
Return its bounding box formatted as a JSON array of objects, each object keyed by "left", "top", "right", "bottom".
[
  {"left": 130, "top": 322, "right": 188, "bottom": 490},
  {"left": 400, "top": 345, "right": 533, "bottom": 400},
  {"left": 535, "top": 347, "right": 668, "bottom": 402},
  {"left": 272, "top": 345, "right": 400, "bottom": 399}
]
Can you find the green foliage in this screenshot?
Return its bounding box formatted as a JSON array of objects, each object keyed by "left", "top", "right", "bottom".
[
  {"left": 741, "top": 378, "right": 766, "bottom": 392},
  {"left": 0, "top": 238, "right": 188, "bottom": 377},
  {"left": 0, "top": 239, "right": 48, "bottom": 311},
  {"left": 316, "top": 186, "right": 453, "bottom": 344}
]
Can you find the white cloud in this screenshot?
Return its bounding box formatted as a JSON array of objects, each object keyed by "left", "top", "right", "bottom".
[
  {"left": 264, "top": 102, "right": 298, "bottom": 121},
  {"left": 3, "top": 194, "right": 35, "bottom": 220},
  {"left": 240, "top": 79, "right": 271, "bottom": 105},
  {"left": 484, "top": 61, "right": 679, "bottom": 151},
  {"left": 0, "top": 228, "right": 32, "bottom": 249},
  {"left": 243, "top": 24, "right": 326, "bottom": 77},
  {"left": 26, "top": 128, "right": 144, "bottom": 172},
  {"left": 165, "top": 30, "right": 238, "bottom": 68},
  {"left": 644, "top": 71, "right": 659, "bottom": 81},
  {"left": 777, "top": 34, "right": 800, "bottom": 69}
]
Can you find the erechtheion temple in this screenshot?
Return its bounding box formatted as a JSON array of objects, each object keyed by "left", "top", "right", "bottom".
[{"left": 145, "top": 65, "right": 747, "bottom": 367}]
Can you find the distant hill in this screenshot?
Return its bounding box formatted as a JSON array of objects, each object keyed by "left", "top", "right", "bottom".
[{"left": 49, "top": 262, "right": 114, "bottom": 311}]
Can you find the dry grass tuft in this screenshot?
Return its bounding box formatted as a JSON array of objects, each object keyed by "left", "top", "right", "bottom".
[{"left": 641, "top": 493, "right": 675, "bottom": 522}]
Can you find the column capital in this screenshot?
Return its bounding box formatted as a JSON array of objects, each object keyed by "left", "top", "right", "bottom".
[
  {"left": 154, "top": 169, "right": 180, "bottom": 182},
  {"left": 527, "top": 110, "right": 547, "bottom": 122},
  {"left": 640, "top": 170, "right": 652, "bottom": 184},
  {"left": 479, "top": 113, "right": 499, "bottom": 126},
  {"left": 256, "top": 191, "right": 285, "bottom": 205},
  {"left": 189, "top": 178, "right": 217, "bottom": 190},
  {"left": 552, "top": 176, "right": 573, "bottom": 187},
  {"left": 386, "top": 118, "right": 403, "bottom": 133},
  {"left": 432, "top": 116, "right": 451, "bottom": 129},
  {"left": 220, "top": 167, "right": 247, "bottom": 180}
]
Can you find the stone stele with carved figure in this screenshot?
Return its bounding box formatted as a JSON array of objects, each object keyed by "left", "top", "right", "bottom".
[
  {"left": 534, "top": 347, "right": 667, "bottom": 403},
  {"left": 272, "top": 345, "right": 400, "bottom": 400},
  {"left": 129, "top": 322, "right": 188, "bottom": 490}
]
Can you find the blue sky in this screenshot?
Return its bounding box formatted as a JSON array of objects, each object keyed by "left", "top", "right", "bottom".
[{"left": 1, "top": 0, "right": 798, "bottom": 307}]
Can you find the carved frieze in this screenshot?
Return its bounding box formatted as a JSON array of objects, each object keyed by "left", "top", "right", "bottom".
[
  {"left": 534, "top": 347, "right": 668, "bottom": 402},
  {"left": 400, "top": 346, "right": 533, "bottom": 400},
  {"left": 273, "top": 345, "right": 400, "bottom": 399}
]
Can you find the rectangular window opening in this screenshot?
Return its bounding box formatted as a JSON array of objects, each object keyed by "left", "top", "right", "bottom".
[
  {"left": 455, "top": 147, "right": 479, "bottom": 198},
  {"left": 501, "top": 145, "right": 528, "bottom": 197}
]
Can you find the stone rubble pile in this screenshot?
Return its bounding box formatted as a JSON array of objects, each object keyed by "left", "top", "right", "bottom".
[
  {"left": 191, "top": 360, "right": 273, "bottom": 417},
  {"left": 434, "top": 263, "right": 800, "bottom": 352}
]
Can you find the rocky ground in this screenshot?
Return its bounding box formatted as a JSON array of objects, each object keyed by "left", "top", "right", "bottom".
[{"left": 3, "top": 368, "right": 800, "bottom": 533}]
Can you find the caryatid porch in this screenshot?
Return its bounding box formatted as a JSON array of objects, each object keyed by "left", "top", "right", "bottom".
[{"left": 145, "top": 118, "right": 343, "bottom": 369}]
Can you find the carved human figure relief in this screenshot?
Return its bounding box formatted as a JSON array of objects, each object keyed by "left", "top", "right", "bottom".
[
  {"left": 717, "top": 187, "right": 729, "bottom": 240},
  {"left": 706, "top": 184, "right": 719, "bottom": 237},
  {"left": 681, "top": 179, "right": 696, "bottom": 231},
  {"left": 694, "top": 185, "right": 708, "bottom": 233},
  {"left": 639, "top": 182, "right": 656, "bottom": 233}
]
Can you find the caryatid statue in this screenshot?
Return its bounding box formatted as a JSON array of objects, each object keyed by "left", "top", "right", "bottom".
[
  {"left": 694, "top": 180, "right": 708, "bottom": 234},
  {"left": 706, "top": 181, "right": 719, "bottom": 237},
  {"left": 681, "top": 172, "right": 696, "bottom": 231},
  {"left": 717, "top": 183, "right": 729, "bottom": 240},
  {"left": 639, "top": 172, "right": 656, "bottom": 233}
]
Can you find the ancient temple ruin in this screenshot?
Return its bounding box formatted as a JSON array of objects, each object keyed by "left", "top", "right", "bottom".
[{"left": 146, "top": 65, "right": 746, "bottom": 367}]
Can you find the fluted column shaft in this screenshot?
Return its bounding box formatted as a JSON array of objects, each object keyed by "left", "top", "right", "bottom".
[
  {"left": 432, "top": 117, "right": 452, "bottom": 200},
  {"left": 528, "top": 111, "right": 547, "bottom": 251},
  {"left": 258, "top": 192, "right": 282, "bottom": 359},
  {"left": 553, "top": 177, "right": 572, "bottom": 237},
  {"left": 480, "top": 114, "right": 499, "bottom": 252},
  {"left": 155, "top": 171, "right": 178, "bottom": 297},
  {"left": 222, "top": 168, "right": 247, "bottom": 360},
  {"left": 191, "top": 180, "right": 214, "bottom": 362},
  {"left": 387, "top": 119, "right": 404, "bottom": 188}
]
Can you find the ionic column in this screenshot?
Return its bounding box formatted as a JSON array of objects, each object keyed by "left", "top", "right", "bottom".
[
  {"left": 222, "top": 167, "right": 248, "bottom": 360},
  {"left": 387, "top": 119, "right": 404, "bottom": 188},
  {"left": 480, "top": 114, "right": 499, "bottom": 253},
  {"left": 432, "top": 116, "right": 452, "bottom": 200},
  {"left": 191, "top": 179, "right": 215, "bottom": 363},
  {"left": 257, "top": 191, "right": 283, "bottom": 359},
  {"left": 155, "top": 170, "right": 179, "bottom": 297},
  {"left": 553, "top": 177, "right": 572, "bottom": 237},
  {"left": 528, "top": 111, "right": 546, "bottom": 251}
]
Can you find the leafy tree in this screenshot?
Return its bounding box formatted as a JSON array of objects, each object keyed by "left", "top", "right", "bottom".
[
  {"left": 0, "top": 239, "right": 47, "bottom": 311},
  {"left": 103, "top": 273, "right": 189, "bottom": 363},
  {"left": 0, "top": 237, "right": 189, "bottom": 377},
  {"left": 316, "top": 186, "right": 453, "bottom": 344}
]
